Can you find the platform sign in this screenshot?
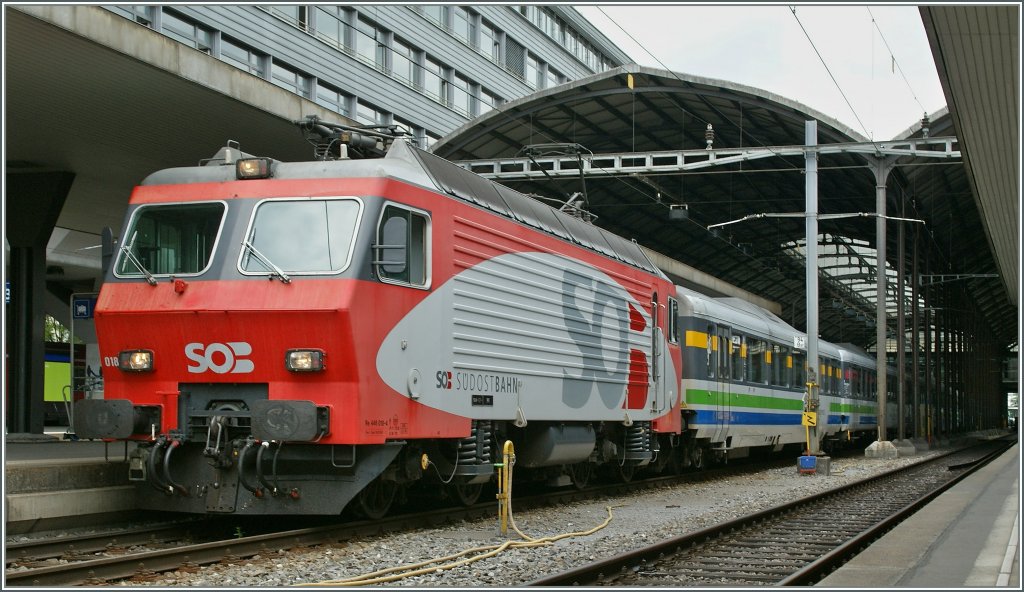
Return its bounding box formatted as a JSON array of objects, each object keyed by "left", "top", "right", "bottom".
[
  {"left": 73, "top": 297, "right": 97, "bottom": 319},
  {"left": 794, "top": 335, "right": 806, "bottom": 350},
  {"left": 801, "top": 411, "right": 817, "bottom": 427}
]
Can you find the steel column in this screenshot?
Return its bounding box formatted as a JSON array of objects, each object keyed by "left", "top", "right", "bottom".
[
  {"left": 804, "top": 120, "right": 821, "bottom": 455},
  {"left": 873, "top": 158, "right": 896, "bottom": 443},
  {"left": 897, "top": 212, "right": 906, "bottom": 441}
]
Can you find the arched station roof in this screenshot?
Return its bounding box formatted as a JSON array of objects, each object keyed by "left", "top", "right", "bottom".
[{"left": 433, "top": 64, "right": 1016, "bottom": 351}]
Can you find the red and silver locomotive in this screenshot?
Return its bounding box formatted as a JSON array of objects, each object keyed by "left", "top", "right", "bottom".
[{"left": 76, "top": 117, "right": 683, "bottom": 517}]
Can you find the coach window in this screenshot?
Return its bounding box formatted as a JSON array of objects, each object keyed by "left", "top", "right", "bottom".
[
  {"left": 706, "top": 325, "right": 716, "bottom": 378},
  {"left": 772, "top": 344, "right": 787, "bottom": 387},
  {"left": 718, "top": 334, "right": 730, "bottom": 381},
  {"left": 792, "top": 351, "right": 806, "bottom": 390},
  {"left": 376, "top": 205, "right": 430, "bottom": 288},
  {"left": 746, "top": 338, "right": 767, "bottom": 384},
  {"left": 731, "top": 335, "right": 744, "bottom": 381}
]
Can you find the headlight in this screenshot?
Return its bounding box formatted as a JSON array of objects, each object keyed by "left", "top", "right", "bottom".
[
  {"left": 118, "top": 349, "right": 154, "bottom": 372},
  {"left": 285, "top": 349, "right": 325, "bottom": 372},
  {"left": 236, "top": 157, "right": 272, "bottom": 179}
]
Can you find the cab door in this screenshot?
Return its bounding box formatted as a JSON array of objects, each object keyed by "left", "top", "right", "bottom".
[{"left": 650, "top": 293, "right": 668, "bottom": 414}]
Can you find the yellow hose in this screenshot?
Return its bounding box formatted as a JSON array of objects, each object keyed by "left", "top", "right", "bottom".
[
  {"left": 297, "top": 506, "right": 617, "bottom": 587},
  {"left": 299, "top": 440, "right": 617, "bottom": 587}
]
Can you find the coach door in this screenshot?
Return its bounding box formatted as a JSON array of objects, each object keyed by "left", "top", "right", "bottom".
[{"left": 714, "top": 325, "right": 732, "bottom": 443}]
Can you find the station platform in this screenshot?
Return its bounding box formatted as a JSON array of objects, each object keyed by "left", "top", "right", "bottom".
[
  {"left": 818, "top": 440, "right": 1020, "bottom": 588},
  {"left": 4, "top": 431, "right": 134, "bottom": 534}
]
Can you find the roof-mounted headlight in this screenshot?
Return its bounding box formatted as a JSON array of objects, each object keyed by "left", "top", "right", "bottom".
[
  {"left": 118, "top": 349, "right": 154, "bottom": 372},
  {"left": 286, "top": 349, "right": 325, "bottom": 372},
  {"left": 236, "top": 157, "right": 272, "bottom": 180}
]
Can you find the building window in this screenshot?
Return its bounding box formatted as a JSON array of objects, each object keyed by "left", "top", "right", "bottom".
[
  {"left": 420, "top": 5, "right": 444, "bottom": 26},
  {"left": 266, "top": 5, "right": 307, "bottom": 31},
  {"left": 162, "top": 9, "right": 213, "bottom": 54},
  {"left": 452, "top": 75, "right": 471, "bottom": 116},
  {"left": 452, "top": 7, "right": 473, "bottom": 44},
  {"left": 313, "top": 6, "right": 349, "bottom": 51},
  {"left": 545, "top": 66, "right": 563, "bottom": 89},
  {"left": 124, "top": 5, "right": 153, "bottom": 27},
  {"left": 392, "top": 38, "right": 416, "bottom": 84},
  {"left": 356, "top": 17, "right": 385, "bottom": 69},
  {"left": 424, "top": 57, "right": 447, "bottom": 103},
  {"left": 221, "top": 37, "right": 265, "bottom": 77},
  {"left": 356, "top": 101, "right": 386, "bottom": 126},
  {"left": 525, "top": 54, "right": 540, "bottom": 89},
  {"left": 478, "top": 88, "right": 501, "bottom": 115},
  {"left": 315, "top": 83, "right": 350, "bottom": 117},
  {"left": 479, "top": 20, "right": 500, "bottom": 61},
  {"left": 271, "top": 61, "right": 311, "bottom": 99}
]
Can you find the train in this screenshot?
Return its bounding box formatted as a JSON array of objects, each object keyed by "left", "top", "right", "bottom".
[
  {"left": 673, "top": 287, "right": 902, "bottom": 469},
  {"left": 75, "top": 117, "right": 896, "bottom": 518}
]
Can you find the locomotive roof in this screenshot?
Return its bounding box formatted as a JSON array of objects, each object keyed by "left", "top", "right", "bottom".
[
  {"left": 399, "top": 142, "right": 664, "bottom": 277},
  {"left": 140, "top": 140, "right": 664, "bottom": 278}
]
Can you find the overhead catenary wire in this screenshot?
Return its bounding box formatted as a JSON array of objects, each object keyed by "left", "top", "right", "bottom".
[
  {"left": 788, "top": 6, "right": 874, "bottom": 143},
  {"left": 596, "top": 6, "right": 802, "bottom": 172},
  {"left": 867, "top": 6, "right": 928, "bottom": 114}
]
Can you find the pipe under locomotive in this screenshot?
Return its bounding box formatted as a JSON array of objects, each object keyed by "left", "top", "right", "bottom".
[{"left": 76, "top": 120, "right": 683, "bottom": 516}]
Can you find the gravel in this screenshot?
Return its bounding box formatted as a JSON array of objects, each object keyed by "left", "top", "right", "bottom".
[{"left": 110, "top": 448, "right": 945, "bottom": 587}]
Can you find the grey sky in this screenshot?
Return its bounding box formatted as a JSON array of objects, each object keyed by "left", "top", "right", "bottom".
[{"left": 576, "top": 3, "right": 946, "bottom": 140}]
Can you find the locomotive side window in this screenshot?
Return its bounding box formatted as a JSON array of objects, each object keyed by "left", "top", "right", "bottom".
[
  {"left": 666, "top": 297, "right": 679, "bottom": 344},
  {"left": 115, "top": 201, "right": 225, "bottom": 278},
  {"left": 241, "top": 198, "right": 361, "bottom": 274},
  {"left": 376, "top": 204, "right": 430, "bottom": 288}
]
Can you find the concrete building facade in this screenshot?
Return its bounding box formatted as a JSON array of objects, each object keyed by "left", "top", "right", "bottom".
[{"left": 102, "top": 4, "right": 632, "bottom": 146}]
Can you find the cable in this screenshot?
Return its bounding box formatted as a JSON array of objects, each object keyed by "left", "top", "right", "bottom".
[
  {"left": 866, "top": 7, "right": 928, "bottom": 114},
  {"left": 595, "top": 6, "right": 800, "bottom": 169},
  {"left": 789, "top": 6, "right": 873, "bottom": 142},
  {"left": 297, "top": 503, "right": 618, "bottom": 586},
  {"left": 298, "top": 447, "right": 618, "bottom": 587}
]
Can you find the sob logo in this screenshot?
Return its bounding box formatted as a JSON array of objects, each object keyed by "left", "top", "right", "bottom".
[{"left": 185, "top": 342, "right": 254, "bottom": 374}]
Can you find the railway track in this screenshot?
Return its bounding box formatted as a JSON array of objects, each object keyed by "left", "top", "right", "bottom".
[
  {"left": 4, "top": 519, "right": 210, "bottom": 566},
  {"left": 3, "top": 453, "right": 799, "bottom": 587},
  {"left": 527, "top": 437, "right": 1016, "bottom": 587}
]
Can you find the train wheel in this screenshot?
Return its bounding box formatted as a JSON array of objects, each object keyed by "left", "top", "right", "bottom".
[
  {"left": 615, "top": 462, "right": 636, "bottom": 483},
  {"left": 690, "top": 445, "right": 707, "bottom": 471},
  {"left": 567, "top": 462, "right": 592, "bottom": 490},
  {"left": 354, "top": 476, "right": 397, "bottom": 520},
  {"left": 448, "top": 480, "right": 483, "bottom": 507}
]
